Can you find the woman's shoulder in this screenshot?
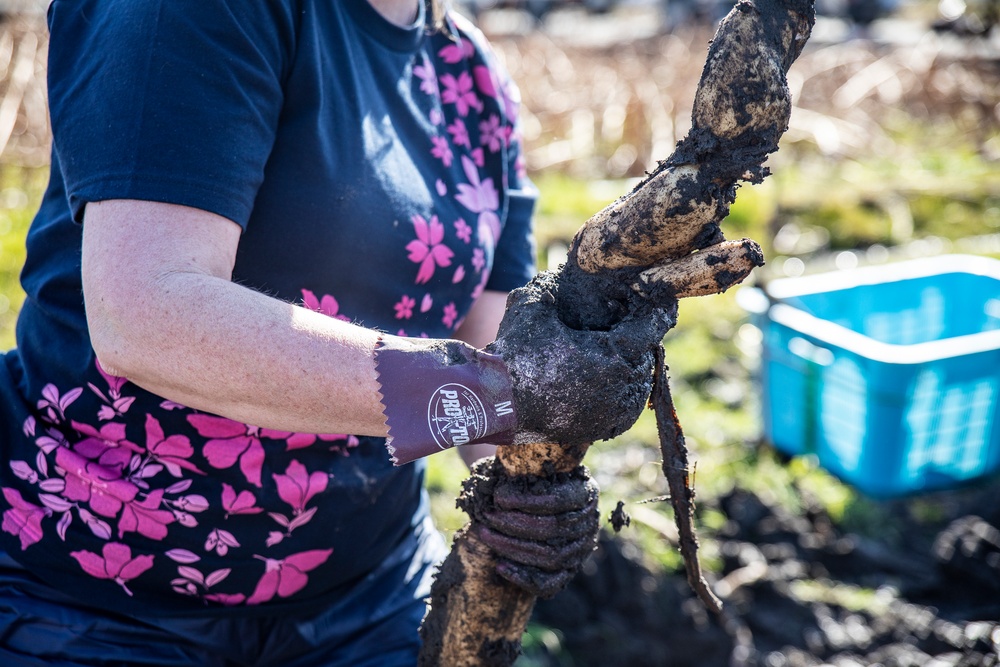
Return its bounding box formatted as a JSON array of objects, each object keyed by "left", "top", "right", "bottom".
[{"left": 47, "top": 0, "right": 301, "bottom": 59}]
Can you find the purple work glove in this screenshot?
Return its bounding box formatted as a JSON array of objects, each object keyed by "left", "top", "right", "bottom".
[
  {"left": 375, "top": 271, "right": 675, "bottom": 465},
  {"left": 459, "top": 456, "right": 600, "bottom": 599}
]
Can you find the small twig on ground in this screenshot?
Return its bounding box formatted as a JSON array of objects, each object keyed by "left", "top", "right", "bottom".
[{"left": 651, "top": 345, "right": 723, "bottom": 616}]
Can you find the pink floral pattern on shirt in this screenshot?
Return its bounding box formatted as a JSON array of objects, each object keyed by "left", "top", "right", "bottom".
[
  {"left": 72, "top": 542, "right": 155, "bottom": 597},
  {"left": 2, "top": 488, "right": 46, "bottom": 550},
  {"left": 246, "top": 548, "right": 333, "bottom": 605},
  {"left": 407, "top": 214, "right": 454, "bottom": 285},
  {"left": 392, "top": 17, "right": 528, "bottom": 335},
  {"left": 3, "top": 361, "right": 353, "bottom": 607}
]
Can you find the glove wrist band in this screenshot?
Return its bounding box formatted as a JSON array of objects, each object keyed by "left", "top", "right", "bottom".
[{"left": 374, "top": 337, "right": 519, "bottom": 465}]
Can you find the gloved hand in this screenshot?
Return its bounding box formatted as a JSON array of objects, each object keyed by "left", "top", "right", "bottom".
[
  {"left": 374, "top": 270, "right": 675, "bottom": 465},
  {"left": 459, "top": 456, "right": 600, "bottom": 599},
  {"left": 487, "top": 270, "right": 676, "bottom": 446}
]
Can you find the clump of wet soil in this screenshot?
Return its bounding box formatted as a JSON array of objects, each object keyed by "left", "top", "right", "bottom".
[{"left": 529, "top": 481, "right": 1000, "bottom": 666}]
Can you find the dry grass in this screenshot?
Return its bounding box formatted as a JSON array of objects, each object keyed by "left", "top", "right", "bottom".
[
  {"left": 2, "top": 11, "right": 998, "bottom": 176},
  {"left": 0, "top": 15, "right": 48, "bottom": 169},
  {"left": 486, "top": 23, "right": 1000, "bottom": 179}
]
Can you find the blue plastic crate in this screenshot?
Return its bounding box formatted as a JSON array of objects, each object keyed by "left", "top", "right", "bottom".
[{"left": 738, "top": 255, "right": 1000, "bottom": 497}]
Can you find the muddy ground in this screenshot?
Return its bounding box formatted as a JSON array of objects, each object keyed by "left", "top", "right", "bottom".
[{"left": 530, "top": 478, "right": 1000, "bottom": 666}]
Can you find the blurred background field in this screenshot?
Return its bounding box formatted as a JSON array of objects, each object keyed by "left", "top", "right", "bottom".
[{"left": 1, "top": 1, "right": 1000, "bottom": 665}]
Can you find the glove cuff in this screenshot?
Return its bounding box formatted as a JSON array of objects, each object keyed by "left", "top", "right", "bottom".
[{"left": 374, "top": 336, "right": 518, "bottom": 465}]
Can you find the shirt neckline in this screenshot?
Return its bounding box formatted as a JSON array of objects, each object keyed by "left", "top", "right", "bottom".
[{"left": 344, "top": 0, "right": 427, "bottom": 53}]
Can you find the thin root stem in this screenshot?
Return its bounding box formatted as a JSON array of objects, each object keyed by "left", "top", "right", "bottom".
[{"left": 651, "top": 345, "right": 724, "bottom": 616}]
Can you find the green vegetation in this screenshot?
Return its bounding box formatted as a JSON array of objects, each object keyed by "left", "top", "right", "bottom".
[
  {"left": 787, "top": 579, "right": 889, "bottom": 616},
  {"left": 0, "top": 166, "right": 46, "bottom": 350},
  {"left": 768, "top": 113, "right": 1000, "bottom": 255}
]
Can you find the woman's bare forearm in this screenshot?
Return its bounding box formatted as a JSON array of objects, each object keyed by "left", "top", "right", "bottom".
[
  {"left": 83, "top": 199, "right": 391, "bottom": 437},
  {"left": 103, "top": 271, "right": 389, "bottom": 436}
]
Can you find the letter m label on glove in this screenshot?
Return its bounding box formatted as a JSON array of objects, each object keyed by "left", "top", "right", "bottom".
[{"left": 374, "top": 338, "right": 518, "bottom": 465}]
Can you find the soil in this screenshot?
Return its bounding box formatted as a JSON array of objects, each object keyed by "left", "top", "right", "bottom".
[
  {"left": 530, "top": 480, "right": 1000, "bottom": 666},
  {"left": 418, "top": 540, "right": 465, "bottom": 667}
]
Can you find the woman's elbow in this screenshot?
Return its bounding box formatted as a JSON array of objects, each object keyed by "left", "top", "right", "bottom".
[
  {"left": 86, "top": 298, "right": 142, "bottom": 380},
  {"left": 82, "top": 271, "right": 163, "bottom": 381}
]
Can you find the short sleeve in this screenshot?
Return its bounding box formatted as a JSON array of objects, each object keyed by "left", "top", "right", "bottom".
[
  {"left": 486, "top": 183, "right": 536, "bottom": 293},
  {"left": 484, "top": 58, "right": 537, "bottom": 293},
  {"left": 46, "top": 0, "right": 297, "bottom": 227}
]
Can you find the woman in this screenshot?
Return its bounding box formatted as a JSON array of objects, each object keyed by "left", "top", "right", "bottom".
[{"left": 0, "top": 0, "right": 660, "bottom": 664}]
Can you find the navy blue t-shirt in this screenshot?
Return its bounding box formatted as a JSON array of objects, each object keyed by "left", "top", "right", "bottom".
[{"left": 0, "top": 0, "right": 535, "bottom": 615}]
